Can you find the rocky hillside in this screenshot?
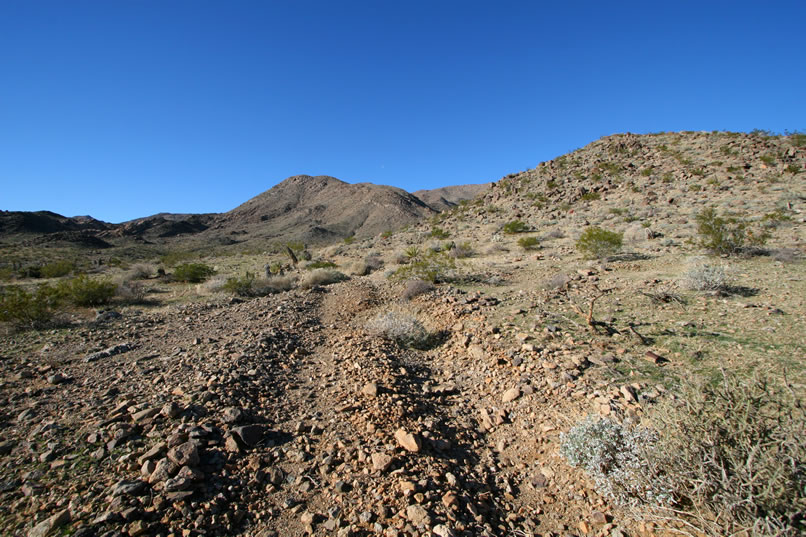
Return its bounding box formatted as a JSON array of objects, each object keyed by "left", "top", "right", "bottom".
[
  {"left": 413, "top": 184, "right": 491, "bottom": 212},
  {"left": 211, "top": 175, "right": 438, "bottom": 243},
  {"left": 1, "top": 176, "right": 488, "bottom": 251},
  {"left": 1, "top": 131, "right": 804, "bottom": 537}
]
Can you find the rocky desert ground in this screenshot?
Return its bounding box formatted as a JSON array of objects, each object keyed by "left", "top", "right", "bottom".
[{"left": 1, "top": 131, "right": 804, "bottom": 537}]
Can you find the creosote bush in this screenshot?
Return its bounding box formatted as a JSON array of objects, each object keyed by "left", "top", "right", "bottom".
[
  {"left": 173, "top": 263, "right": 216, "bottom": 283},
  {"left": 367, "top": 310, "right": 430, "bottom": 349},
  {"left": 576, "top": 227, "right": 623, "bottom": 258},
  {"left": 56, "top": 275, "right": 116, "bottom": 307},
  {"left": 392, "top": 250, "right": 456, "bottom": 283},
  {"left": 517, "top": 236, "right": 540, "bottom": 251},
  {"left": 0, "top": 284, "right": 62, "bottom": 329},
  {"left": 502, "top": 220, "right": 529, "bottom": 234},
  {"left": 695, "top": 207, "right": 767, "bottom": 255},
  {"left": 40, "top": 260, "right": 75, "bottom": 278}
]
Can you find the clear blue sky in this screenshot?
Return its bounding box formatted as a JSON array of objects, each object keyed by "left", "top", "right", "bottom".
[{"left": 2, "top": 1, "right": 804, "bottom": 222}]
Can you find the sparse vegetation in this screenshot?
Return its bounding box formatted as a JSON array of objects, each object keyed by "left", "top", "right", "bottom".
[
  {"left": 223, "top": 272, "right": 293, "bottom": 296},
  {"left": 695, "top": 207, "right": 767, "bottom": 255},
  {"left": 502, "top": 220, "right": 529, "bottom": 234},
  {"left": 305, "top": 260, "right": 338, "bottom": 270},
  {"left": 0, "top": 284, "right": 62, "bottom": 329},
  {"left": 367, "top": 310, "right": 430, "bottom": 349},
  {"left": 429, "top": 226, "right": 450, "bottom": 239},
  {"left": 576, "top": 227, "right": 623, "bottom": 258},
  {"left": 298, "top": 269, "right": 348, "bottom": 288},
  {"left": 401, "top": 279, "right": 434, "bottom": 300},
  {"left": 517, "top": 236, "right": 540, "bottom": 251},
  {"left": 649, "top": 371, "right": 806, "bottom": 536},
  {"left": 561, "top": 416, "right": 671, "bottom": 506},
  {"left": 39, "top": 260, "right": 76, "bottom": 278},
  {"left": 173, "top": 263, "right": 216, "bottom": 283},
  {"left": 56, "top": 275, "right": 117, "bottom": 307},
  {"left": 682, "top": 260, "right": 729, "bottom": 292},
  {"left": 580, "top": 191, "right": 601, "bottom": 201},
  {"left": 391, "top": 250, "right": 456, "bottom": 283}
]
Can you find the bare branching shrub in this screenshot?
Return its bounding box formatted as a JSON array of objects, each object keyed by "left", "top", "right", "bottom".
[
  {"left": 367, "top": 310, "right": 430, "bottom": 349},
  {"left": 542, "top": 273, "right": 570, "bottom": 290},
  {"left": 298, "top": 269, "right": 348, "bottom": 289},
  {"left": 485, "top": 243, "right": 508, "bottom": 255},
  {"left": 448, "top": 241, "right": 474, "bottom": 259},
  {"left": 402, "top": 279, "right": 434, "bottom": 301},
  {"left": 649, "top": 371, "right": 806, "bottom": 536},
  {"left": 116, "top": 280, "right": 147, "bottom": 303},
  {"left": 560, "top": 416, "right": 673, "bottom": 506},
  {"left": 682, "top": 261, "right": 729, "bottom": 292},
  {"left": 770, "top": 248, "right": 802, "bottom": 263},
  {"left": 127, "top": 263, "right": 155, "bottom": 280},
  {"left": 365, "top": 254, "right": 384, "bottom": 272}
]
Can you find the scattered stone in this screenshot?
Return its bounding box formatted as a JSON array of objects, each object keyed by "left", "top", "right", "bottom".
[
  {"left": 84, "top": 343, "right": 133, "bottom": 363},
  {"left": 406, "top": 504, "right": 431, "bottom": 527},
  {"left": 502, "top": 387, "right": 521, "bottom": 403},
  {"left": 167, "top": 442, "right": 199, "bottom": 467},
  {"left": 160, "top": 401, "right": 182, "bottom": 419},
  {"left": 28, "top": 509, "right": 70, "bottom": 537},
  {"left": 371, "top": 452, "right": 393, "bottom": 472},
  {"left": 361, "top": 382, "right": 378, "bottom": 397},
  {"left": 394, "top": 428, "right": 421, "bottom": 453},
  {"left": 231, "top": 425, "right": 266, "bottom": 447}
]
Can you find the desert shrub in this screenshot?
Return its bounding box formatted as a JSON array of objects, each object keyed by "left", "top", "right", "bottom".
[
  {"left": 298, "top": 269, "right": 348, "bottom": 288},
  {"left": 682, "top": 261, "right": 729, "bottom": 292},
  {"left": 350, "top": 255, "right": 384, "bottom": 276},
  {"left": 502, "top": 220, "right": 529, "bottom": 234},
  {"left": 160, "top": 251, "right": 195, "bottom": 267},
  {"left": 576, "top": 227, "right": 623, "bottom": 258},
  {"left": 0, "top": 267, "right": 14, "bottom": 281},
  {"left": 542, "top": 273, "right": 570, "bottom": 290},
  {"left": 343, "top": 236, "right": 355, "bottom": 244},
  {"left": 116, "top": 280, "right": 147, "bottom": 303},
  {"left": 223, "top": 272, "right": 293, "bottom": 296},
  {"left": 770, "top": 248, "right": 802, "bottom": 263},
  {"left": 392, "top": 250, "right": 456, "bottom": 283},
  {"left": 448, "top": 241, "right": 474, "bottom": 259},
  {"left": 40, "top": 260, "right": 75, "bottom": 278},
  {"left": 18, "top": 266, "right": 42, "bottom": 279},
  {"left": 380, "top": 230, "right": 393, "bottom": 239},
  {"left": 580, "top": 191, "right": 601, "bottom": 201},
  {"left": 430, "top": 226, "right": 450, "bottom": 239},
  {"left": 127, "top": 263, "right": 155, "bottom": 280},
  {"left": 173, "top": 263, "right": 215, "bottom": 283},
  {"left": 649, "top": 371, "right": 806, "bottom": 536},
  {"left": 367, "top": 310, "right": 430, "bottom": 349},
  {"left": 305, "top": 260, "right": 338, "bottom": 270},
  {"left": 695, "top": 207, "right": 767, "bottom": 255},
  {"left": 365, "top": 254, "right": 384, "bottom": 272},
  {"left": 560, "top": 416, "right": 672, "bottom": 506},
  {"left": 402, "top": 279, "right": 434, "bottom": 300},
  {"left": 56, "top": 275, "right": 116, "bottom": 307},
  {"left": 0, "top": 284, "right": 63, "bottom": 329},
  {"left": 402, "top": 246, "right": 420, "bottom": 262},
  {"left": 517, "top": 236, "right": 540, "bottom": 251},
  {"left": 542, "top": 229, "right": 565, "bottom": 240}
]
